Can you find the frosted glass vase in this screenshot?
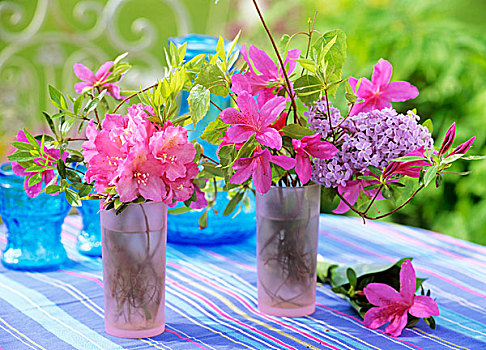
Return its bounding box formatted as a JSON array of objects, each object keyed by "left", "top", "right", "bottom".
[
  {"left": 256, "top": 185, "right": 320, "bottom": 317},
  {"left": 101, "top": 201, "right": 167, "bottom": 338}
]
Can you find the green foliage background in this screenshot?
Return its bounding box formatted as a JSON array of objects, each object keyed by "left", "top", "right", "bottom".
[{"left": 0, "top": 0, "right": 484, "bottom": 244}]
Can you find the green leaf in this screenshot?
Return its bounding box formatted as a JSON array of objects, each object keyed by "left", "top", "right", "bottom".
[
  {"left": 202, "top": 163, "right": 224, "bottom": 177},
  {"left": 232, "top": 134, "right": 257, "bottom": 165},
  {"left": 462, "top": 155, "right": 486, "bottom": 160},
  {"left": 168, "top": 206, "right": 193, "bottom": 215},
  {"left": 73, "top": 95, "right": 83, "bottom": 115},
  {"left": 42, "top": 112, "right": 57, "bottom": 137},
  {"left": 392, "top": 155, "right": 427, "bottom": 162},
  {"left": 65, "top": 188, "right": 81, "bottom": 207},
  {"left": 200, "top": 117, "right": 229, "bottom": 144},
  {"left": 45, "top": 184, "right": 61, "bottom": 194},
  {"left": 346, "top": 268, "right": 357, "bottom": 289},
  {"left": 8, "top": 151, "right": 36, "bottom": 162},
  {"left": 57, "top": 159, "right": 67, "bottom": 178},
  {"left": 195, "top": 64, "right": 228, "bottom": 96},
  {"left": 441, "top": 170, "right": 472, "bottom": 176},
  {"left": 27, "top": 172, "right": 43, "bottom": 187},
  {"left": 218, "top": 144, "right": 236, "bottom": 167},
  {"left": 23, "top": 129, "right": 38, "bottom": 146},
  {"left": 293, "top": 74, "right": 322, "bottom": 105},
  {"left": 198, "top": 210, "right": 208, "bottom": 229},
  {"left": 78, "top": 184, "right": 93, "bottom": 198},
  {"left": 422, "top": 165, "right": 438, "bottom": 187},
  {"left": 422, "top": 119, "right": 433, "bottom": 133},
  {"left": 113, "top": 52, "right": 128, "bottom": 65},
  {"left": 279, "top": 34, "right": 290, "bottom": 55},
  {"left": 66, "top": 169, "right": 81, "bottom": 183},
  {"left": 188, "top": 84, "right": 211, "bottom": 127},
  {"left": 441, "top": 154, "right": 464, "bottom": 164},
  {"left": 424, "top": 317, "right": 436, "bottom": 330},
  {"left": 435, "top": 173, "right": 443, "bottom": 188},
  {"left": 60, "top": 118, "right": 76, "bottom": 137},
  {"left": 11, "top": 141, "right": 35, "bottom": 151},
  {"left": 65, "top": 155, "right": 84, "bottom": 163},
  {"left": 293, "top": 58, "right": 316, "bottom": 73},
  {"left": 281, "top": 123, "right": 315, "bottom": 139},
  {"left": 48, "top": 85, "right": 63, "bottom": 106},
  {"left": 223, "top": 191, "right": 244, "bottom": 216}
]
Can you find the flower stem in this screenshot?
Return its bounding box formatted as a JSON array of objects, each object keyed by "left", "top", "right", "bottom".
[{"left": 113, "top": 83, "right": 158, "bottom": 113}]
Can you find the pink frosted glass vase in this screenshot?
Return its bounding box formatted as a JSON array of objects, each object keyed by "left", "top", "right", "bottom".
[
  {"left": 101, "top": 201, "right": 167, "bottom": 338},
  {"left": 256, "top": 184, "right": 320, "bottom": 317}
]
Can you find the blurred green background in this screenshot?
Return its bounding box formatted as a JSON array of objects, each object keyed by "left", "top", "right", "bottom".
[{"left": 1, "top": 0, "right": 485, "bottom": 244}]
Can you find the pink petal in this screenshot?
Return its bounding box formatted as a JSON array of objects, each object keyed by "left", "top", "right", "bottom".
[
  {"left": 11, "top": 161, "right": 27, "bottom": 176},
  {"left": 356, "top": 77, "right": 374, "bottom": 97},
  {"left": 231, "top": 73, "right": 252, "bottom": 95},
  {"left": 256, "top": 127, "right": 282, "bottom": 150},
  {"left": 307, "top": 141, "right": 338, "bottom": 160},
  {"left": 333, "top": 180, "right": 361, "bottom": 214},
  {"left": 139, "top": 176, "right": 165, "bottom": 202},
  {"left": 116, "top": 176, "right": 138, "bottom": 203},
  {"left": 253, "top": 151, "right": 272, "bottom": 194},
  {"left": 236, "top": 91, "right": 258, "bottom": 122},
  {"left": 95, "top": 61, "right": 114, "bottom": 81},
  {"left": 447, "top": 136, "right": 476, "bottom": 157},
  {"left": 295, "top": 152, "right": 311, "bottom": 184},
  {"left": 399, "top": 260, "right": 416, "bottom": 304},
  {"left": 371, "top": 98, "right": 393, "bottom": 111},
  {"left": 409, "top": 295, "right": 440, "bottom": 318},
  {"left": 384, "top": 311, "right": 409, "bottom": 337},
  {"left": 220, "top": 107, "right": 243, "bottom": 125},
  {"left": 372, "top": 58, "right": 393, "bottom": 88},
  {"left": 249, "top": 45, "right": 278, "bottom": 78},
  {"left": 364, "top": 283, "right": 403, "bottom": 306},
  {"left": 348, "top": 76, "right": 359, "bottom": 91},
  {"left": 382, "top": 81, "right": 419, "bottom": 101},
  {"left": 438, "top": 123, "right": 456, "bottom": 156},
  {"left": 74, "top": 82, "right": 92, "bottom": 94},
  {"left": 73, "top": 63, "right": 95, "bottom": 83},
  {"left": 24, "top": 175, "right": 43, "bottom": 198},
  {"left": 270, "top": 154, "right": 295, "bottom": 170},
  {"left": 104, "top": 83, "right": 122, "bottom": 99},
  {"left": 282, "top": 48, "right": 301, "bottom": 75},
  {"left": 259, "top": 95, "right": 287, "bottom": 127},
  {"left": 363, "top": 306, "right": 395, "bottom": 329},
  {"left": 226, "top": 126, "right": 256, "bottom": 144},
  {"left": 231, "top": 158, "right": 255, "bottom": 184}
]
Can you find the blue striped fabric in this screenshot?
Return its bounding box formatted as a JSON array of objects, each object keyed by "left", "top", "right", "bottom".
[{"left": 0, "top": 215, "right": 485, "bottom": 349}]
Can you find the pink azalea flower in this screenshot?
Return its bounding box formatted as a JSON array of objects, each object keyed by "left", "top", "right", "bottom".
[
  {"left": 115, "top": 145, "right": 166, "bottom": 203},
  {"left": 436, "top": 123, "right": 476, "bottom": 159},
  {"left": 11, "top": 130, "right": 67, "bottom": 197},
  {"left": 232, "top": 45, "right": 300, "bottom": 105},
  {"left": 231, "top": 147, "right": 295, "bottom": 194},
  {"left": 220, "top": 92, "right": 287, "bottom": 150},
  {"left": 149, "top": 123, "right": 196, "bottom": 181},
  {"left": 364, "top": 259, "right": 440, "bottom": 337},
  {"left": 332, "top": 176, "right": 383, "bottom": 214},
  {"left": 190, "top": 184, "right": 208, "bottom": 210},
  {"left": 385, "top": 147, "right": 431, "bottom": 179},
  {"left": 164, "top": 162, "right": 199, "bottom": 206},
  {"left": 292, "top": 133, "right": 338, "bottom": 185},
  {"left": 349, "top": 59, "right": 419, "bottom": 116},
  {"left": 74, "top": 61, "right": 123, "bottom": 99}
]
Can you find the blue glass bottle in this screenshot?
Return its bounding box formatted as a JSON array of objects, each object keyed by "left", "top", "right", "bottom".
[
  {"left": 167, "top": 34, "right": 256, "bottom": 245},
  {"left": 75, "top": 165, "right": 101, "bottom": 257},
  {"left": 0, "top": 162, "right": 71, "bottom": 270}
]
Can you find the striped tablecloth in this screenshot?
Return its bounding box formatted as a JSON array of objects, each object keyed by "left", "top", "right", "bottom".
[{"left": 0, "top": 215, "right": 485, "bottom": 350}]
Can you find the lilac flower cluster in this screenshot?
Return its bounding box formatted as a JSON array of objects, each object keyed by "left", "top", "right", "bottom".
[{"left": 307, "top": 102, "right": 434, "bottom": 188}]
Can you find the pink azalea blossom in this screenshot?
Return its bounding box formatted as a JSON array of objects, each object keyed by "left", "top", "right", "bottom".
[
  {"left": 385, "top": 147, "right": 431, "bottom": 179},
  {"left": 149, "top": 123, "right": 196, "bottom": 181},
  {"left": 364, "top": 259, "right": 439, "bottom": 337},
  {"left": 231, "top": 147, "right": 295, "bottom": 194},
  {"left": 333, "top": 176, "right": 383, "bottom": 214},
  {"left": 349, "top": 59, "right": 419, "bottom": 116},
  {"left": 435, "top": 123, "right": 476, "bottom": 158},
  {"left": 231, "top": 45, "right": 300, "bottom": 105},
  {"left": 190, "top": 184, "right": 208, "bottom": 209},
  {"left": 74, "top": 61, "right": 123, "bottom": 99},
  {"left": 220, "top": 92, "right": 287, "bottom": 150},
  {"left": 115, "top": 145, "right": 166, "bottom": 203},
  {"left": 292, "top": 133, "right": 338, "bottom": 184},
  {"left": 11, "top": 130, "right": 67, "bottom": 197},
  {"left": 164, "top": 162, "right": 199, "bottom": 206}
]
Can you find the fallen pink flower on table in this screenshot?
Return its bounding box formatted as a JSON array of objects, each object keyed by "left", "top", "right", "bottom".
[
  {"left": 364, "top": 259, "right": 439, "bottom": 337},
  {"left": 349, "top": 59, "right": 418, "bottom": 116},
  {"left": 74, "top": 61, "right": 123, "bottom": 99}
]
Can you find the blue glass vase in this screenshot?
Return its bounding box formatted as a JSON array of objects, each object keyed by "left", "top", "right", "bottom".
[
  {"left": 167, "top": 34, "right": 256, "bottom": 245},
  {"left": 0, "top": 162, "right": 71, "bottom": 270},
  {"left": 74, "top": 165, "right": 101, "bottom": 257},
  {"left": 76, "top": 199, "right": 101, "bottom": 256}
]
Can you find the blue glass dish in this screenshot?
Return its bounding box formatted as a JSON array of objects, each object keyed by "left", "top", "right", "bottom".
[
  {"left": 75, "top": 165, "right": 101, "bottom": 257},
  {"left": 167, "top": 34, "right": 256, "bottom": 245},
  {"left": 0, "top": 162, "right": 71, "bottom": 270}
]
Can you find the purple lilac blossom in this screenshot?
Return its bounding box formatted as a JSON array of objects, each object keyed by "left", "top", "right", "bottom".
[{"left": 307, "top": 100, "right": 434, "bottom": 188}]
